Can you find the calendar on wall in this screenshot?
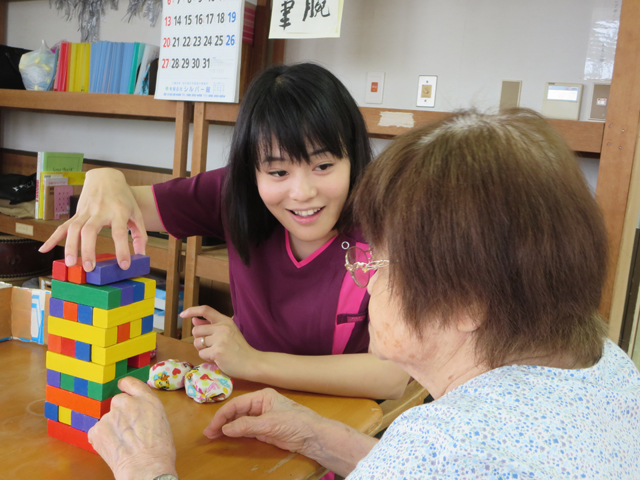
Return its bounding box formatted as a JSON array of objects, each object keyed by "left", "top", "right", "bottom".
[{"left": 155, "top": 0, "right": 244, "bottom": 102}]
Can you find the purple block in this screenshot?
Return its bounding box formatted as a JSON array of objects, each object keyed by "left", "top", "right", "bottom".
[
  {"left": 118, "top": 280, "right": 145, "bottom": 302},
  {"left": 84, "top": 415, "right": 99, "bottom": 431},
  {"left": 50, "top": 297, "right": 64, "bottom": 318},
  {"left": 47, "top": 369, "right": 61, "bottom": 388},
  {"left": 112, "top": 281, "right": 135, "bottom": 306},
  {"left": 85, "top": 254, "right": 151, "bottom": 286},
  {"left": 71, "top": 410, "right": 84, "bottom": 431}
]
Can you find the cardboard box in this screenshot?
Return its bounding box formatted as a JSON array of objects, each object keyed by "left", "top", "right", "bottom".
[{"left": 0, "top": 281, "right": 50, "bottom": 345}]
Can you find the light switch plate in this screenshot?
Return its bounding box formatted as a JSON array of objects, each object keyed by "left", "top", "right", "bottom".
[
  {"left": 416, "top": 76, "right": 437, "bottom": 108},
  {"left": 541, "top": 82, "right": 583, "bottom": 120},
  {"left": 365, "top": 72, "right": 385, "bottom": 104}
]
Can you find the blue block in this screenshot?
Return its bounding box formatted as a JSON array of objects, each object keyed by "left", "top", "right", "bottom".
[
  {"left": 85, "top": 254, "right": 151, "bottom": 286},
  {"left": 141, "top": 314, "right": 154, "bottom": 334},
  {"left": 118, "top": 280, "right": 145, "bottom": 302},
  {"left": 47, "top": 369, "right": 61, "bottom": 388},
  {"left": 50, "top": 298, "right": 64, "bottom": 318},
  {"left": 78, "top": 304, "right": 93, "bottom": 325},
  {"left": 44, "top": 401, "right": 59, "bottom": 422},
  {"left": 112, "top": 281, "right": 135, "bottom": 306},
  {"left": 75, "top": 341, "right": 92, "bottom": 362},
  {"left": 74, "top": 377, "right": 89, "bottom": 397}
]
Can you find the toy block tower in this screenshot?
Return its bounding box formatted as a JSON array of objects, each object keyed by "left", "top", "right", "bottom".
[{"left": 44, "top": 253, "right": 156, "bottom": 452}]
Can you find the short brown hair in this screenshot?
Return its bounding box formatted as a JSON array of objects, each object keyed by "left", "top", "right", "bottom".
[{"left": 355, "top": 109, "right": 608, "bottom": 368}]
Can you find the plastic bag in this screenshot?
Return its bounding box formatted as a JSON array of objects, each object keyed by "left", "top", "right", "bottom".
[{"left": 18, "top": 40, "right": 55, "bottom": 91}]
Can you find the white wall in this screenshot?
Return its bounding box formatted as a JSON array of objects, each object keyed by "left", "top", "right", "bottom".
[{"left": 3, "top": 0, "right": 606, "bottom": 186}]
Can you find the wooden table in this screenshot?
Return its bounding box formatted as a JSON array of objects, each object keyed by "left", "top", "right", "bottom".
[{"left": 0, "top": 336, "right": 382, "bottom": 479}]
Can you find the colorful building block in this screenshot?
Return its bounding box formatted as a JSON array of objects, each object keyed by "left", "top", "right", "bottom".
[
  {"left": 48, "top": 334, "right": 62, "bottom": 354},
  {"left": 78, "top": 304, "right": 93, "bottom": 325},
  {"left": 92, "top": 298, "right": 154, "bottom": 328},
  {"left": 141, "top": 315, "right": 154, "bottom": 334},
  {"left": 91, "top": 332, "right": 156, "bottom": 366},
  {"left": 46, "top": 385, "right": 112, "bottom": 418},
  {"left": 113, "top": 281, "right": 135, "bottom": 306},
  {"left": 87, "top": 365, "right": 150, "bottom": 401},
  {"left": 47, "top": 419, "right": 97, "bottom": 454},
  {"left": 132, "top": 277, "right": 156, "bottom": 300},
  {"left": 58, "top": 406, "right": 72, "bottom": 425},
  {"left": 48, "top": 315, "right": 118, "bottom": 347},
  {"left": 60, "top": 373, "right": 75, "bottom": 392},
  {"left": 128, "top": 351, "right": 151, "bottom": 368},
  {"left": 63, "top": 301, "right": 78, "bottom": 321},
  {"left": 72, "top": 410, "right": 99, "bottom": 433},
  {"left": 50, "top": 297, "right": 64, "bottom": 318},
  {"left": 74, "top": 377, "right": 89, "bottom": 397},
  {"left": 44, "top": 401, "right": 59, "bottom": 422},
  {"left": 46, "top": 351, "right": 116, "bottom": 383},
  {"left": 51, "top": 279, "right": 121, "bottom": 310},
  {"left": 75, "top": 341, "right": 92, "bottom": 361},
  {"left": 117, "top": 323, "right": 130, "bottom": 343},
  {"left": 68, "top": 264, "right": 86, "bottom": 284},
  {"left": 129, "top": 318, "right": 142, "bottom": 338},
  {"left": 52, "top": 259, "right": 68, "bottom": 282},
  {"left": 47, "top": 369, "right": 61, "bottom": 389},
  {"left": 85, "top": 254, "right": 151, "bottom": 286},
  {"left": 118, "top": 280, "right": 145, "bottom": 302},
  {"left": 60, "top": 337, "right": 75, "bottom": 357}
]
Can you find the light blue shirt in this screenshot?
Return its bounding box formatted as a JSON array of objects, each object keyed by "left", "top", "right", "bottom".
[{"left": 349, "top": 340, "right": 640, "bottom": 479}]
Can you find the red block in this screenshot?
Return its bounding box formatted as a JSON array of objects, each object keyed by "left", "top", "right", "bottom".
[
  {"left": 68, "top": 264, "right": 86, "bottom": 284},
  {"left": 60, "top": 337, "right": 75, "bottom": 357},
  {"left": 96, "top": 253, "right": 116, "bottom": 261},
  {"left": 63, "top": 301, "right": 79, "bottom": 322},
  {"left": 52, "top": 260, "right": 68, "bottom": 282},
  {"left": 117, "top": 322, "right": 130, "bottom": 343},
  {"left": 48, "top": 333, "right": 62, "bottom": 354},
  {"left": 128, "top": 351, "right": 151, "bottom": 368},
  {"left": 47, "top": 419, "right": 97, "bottom": 454}
]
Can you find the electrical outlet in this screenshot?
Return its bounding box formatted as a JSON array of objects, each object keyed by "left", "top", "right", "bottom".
[{"left": 416, "top": 76, "right": 437, "bottom": 108}]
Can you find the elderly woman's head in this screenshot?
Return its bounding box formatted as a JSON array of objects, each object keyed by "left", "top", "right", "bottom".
[{"left": 355, "top": 109, "right": 608, "bottom": 370}]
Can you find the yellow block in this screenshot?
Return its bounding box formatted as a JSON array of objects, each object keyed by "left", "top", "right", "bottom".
[
  {"left": 132, "top": 277, "right": 156, "bottom": 300},
  {"left": 130, "top": 318, "right": 142, "bottom": 338},
  {"left": 46, "top": 351, "right": 115, "bottom": 384},
  {"left": 58, "top": 406, "right": 72, "bottom": 426},
  {"left": 92, "top": 297, "right": 154, "bottom": 329},
  {"left": 48, "top": 316, "right": 118, "bottom": 347},
  {"left": 91, "top": 332, "right": 156, "bottom": 366}
]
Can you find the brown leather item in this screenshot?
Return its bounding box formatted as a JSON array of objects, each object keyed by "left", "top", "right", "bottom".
[{"left": 0, "top": 234, "right": 55, "bottom": 278}]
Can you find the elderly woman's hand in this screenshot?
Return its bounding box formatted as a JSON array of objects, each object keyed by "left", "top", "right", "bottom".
[
  {"left": 88, "top": 377, "right": 179, "bottom": 480},
  {"left": 204, "top": 388, "right": 325, "bottom": 455}
]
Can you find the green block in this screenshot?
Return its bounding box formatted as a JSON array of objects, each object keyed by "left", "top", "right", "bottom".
[
  {"left": 60, "top": 373, "right": 75, "bottom": 392},
  {"left": 87, "top": 365, "right": 150, "bottom": 400},
  {"left": 51, "top": 279, "right": 121, "bottom": 310},
  {"left": 116, "top": 359, "right": 128, "bottom": 377}
]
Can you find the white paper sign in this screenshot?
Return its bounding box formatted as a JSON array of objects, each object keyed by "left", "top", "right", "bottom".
[
  {"left": 269, "top": 0, "right": 343, "bottom": 39},
  {"left": 156, "top": 0, "right": 244, "bottom": 102}
]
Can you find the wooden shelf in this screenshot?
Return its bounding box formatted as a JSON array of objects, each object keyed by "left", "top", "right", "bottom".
[
  {"left": 195, "top": 245, "right": 230, "bottom": 284},
  {"left": 0, "top": 214, "right": 181, "bottom": 272},
  {"left": 0, "top": 90, "right": 178, "bottom": 121}
]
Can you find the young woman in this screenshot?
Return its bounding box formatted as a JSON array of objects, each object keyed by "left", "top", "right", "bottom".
[{"left": 40, "top": 63, "right": 409, "bottom": 399}]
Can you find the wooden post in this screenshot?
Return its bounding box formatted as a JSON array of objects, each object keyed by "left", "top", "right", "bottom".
[
  {"left": 164, "top": 101, "right": 192, "bottom": 338},
  {"left": 595, "top": 0, "right": 640, "bottom": 341},
  {"left": 182, "top": 102, "right": 208, "bottom": 338}
]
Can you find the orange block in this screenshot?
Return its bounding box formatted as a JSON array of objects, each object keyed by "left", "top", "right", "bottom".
[
  {"left": 68, "top": 264, "right": 86, "bottom": 284},
  {"left": 46, "top": 385, "right": 112, "bottom": 419},
  {"left": 63, "top": 301, "right": 79, "bottom": 322},
  {"left": 60, "top": 337, "right": 75, "bottom": 357},
  {"left": 48, "top": 333, "right": 62, "bottom": 354},
  {"left": 47, "top": 419, "right": 97, "bottom": 454},
  {"left": 117, "top": 322, "right": 130, "bottom": 343},
  {"left": 96, "top": 253, "right": 117, "bottom": 261}
]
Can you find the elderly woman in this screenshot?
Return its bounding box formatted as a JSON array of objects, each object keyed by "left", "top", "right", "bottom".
[{"left": 89, "top": 109, "right": 640, "bottom": 479}]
